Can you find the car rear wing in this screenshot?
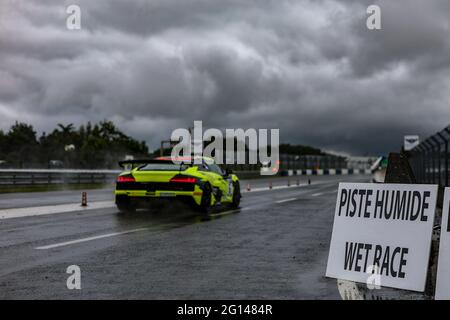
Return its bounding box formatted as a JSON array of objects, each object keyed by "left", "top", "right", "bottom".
[{"left": 118, "top": 159, "right": 195, "bottom": 169}]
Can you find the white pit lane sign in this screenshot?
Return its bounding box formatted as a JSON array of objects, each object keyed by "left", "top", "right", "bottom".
[
  {"left": 436, "top": 188, "right": 450, "bottom": 300},
  {"left": 326, "top": 183, "right": 438, "bottom": 292},
  {"left": 404, "top": 135, "right": 420, "bottom": 151}
]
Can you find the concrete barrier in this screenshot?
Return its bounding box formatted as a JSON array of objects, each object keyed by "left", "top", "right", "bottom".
[{"left": 280, "top": 168, "right": 371, "bottom": 177}]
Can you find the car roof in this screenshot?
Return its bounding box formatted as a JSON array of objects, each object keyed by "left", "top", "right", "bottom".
[{"left": 156, "top": 156, "right": 215, "bottom": 164}]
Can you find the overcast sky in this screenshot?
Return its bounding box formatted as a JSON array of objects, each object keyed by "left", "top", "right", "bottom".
[{"left": 1, "top": 0, "right": 450, "bottom": 155}]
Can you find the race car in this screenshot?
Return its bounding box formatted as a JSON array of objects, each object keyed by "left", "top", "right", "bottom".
[{"left": 115, "top": 156, "right": 241, "bottom": 214}]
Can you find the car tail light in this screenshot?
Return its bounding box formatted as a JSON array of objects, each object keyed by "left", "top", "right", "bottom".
[
  {"left": 117, "top": 175, "right": 136, "bottom": 183},
  {"left": 170, "top": 176, "right": 197, "bottom": 183}
]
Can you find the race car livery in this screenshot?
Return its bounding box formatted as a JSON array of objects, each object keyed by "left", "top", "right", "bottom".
[{"left": 115, "top": 156, "right": 241, "bottom": 213}]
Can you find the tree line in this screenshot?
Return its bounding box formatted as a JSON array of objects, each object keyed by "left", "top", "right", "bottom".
[
  {"left": 0, "top": 121, "right": 328, "bottom": 169},
  {"left": 0, "top": 121, "right": 150, "bottom": 169}
]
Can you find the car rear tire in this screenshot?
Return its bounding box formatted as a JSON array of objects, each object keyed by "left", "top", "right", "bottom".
[
  {"left": 117, "top": 204, "right": 136, "bottom": 213},
  {"left": 199, "top": 183, "right": 212, "bottom": 214},
  {"left": 116, "top": 196, "right": 136, "bottom": 213},
  {"left": 231, "top": 181, "right": 241, "bottom": 209}
]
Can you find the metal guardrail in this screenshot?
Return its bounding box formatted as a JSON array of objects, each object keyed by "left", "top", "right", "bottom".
[
  {"left": 0, "top": 169, "right": 262, "bottom": 186},
  {"left": 0, "top": 169, "right": 121, "bottom": 186},
  {"left": 409, "top": 125, "right": 450, "bottom": 187},
  {"left": 0, "top": 163, "right": 373, "bottom": 187}
]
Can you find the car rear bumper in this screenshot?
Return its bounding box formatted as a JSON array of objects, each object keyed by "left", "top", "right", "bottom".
[{"left": 115, "top": 190, "right": 203, "bottom": 207}]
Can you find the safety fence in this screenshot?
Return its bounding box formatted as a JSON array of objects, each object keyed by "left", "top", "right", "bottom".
[{"left": 408, "top": 125, "right": 450, "bottom": 187}]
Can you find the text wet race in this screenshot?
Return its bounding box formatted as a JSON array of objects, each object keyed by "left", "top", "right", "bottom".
[{"left": 344, "top": 242, "right": 408, "bottom": 278}]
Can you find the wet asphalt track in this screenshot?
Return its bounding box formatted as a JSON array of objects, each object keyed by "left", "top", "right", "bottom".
[{"left": 0, "top": 175, "right": 372, "bottom": 299}]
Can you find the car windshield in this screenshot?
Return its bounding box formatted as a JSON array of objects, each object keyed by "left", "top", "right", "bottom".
[{"left": 138, "top": 163, "right": 190, "bottom": 171}]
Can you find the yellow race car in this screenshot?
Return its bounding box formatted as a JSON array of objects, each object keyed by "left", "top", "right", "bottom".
[{"left": 115, "top": 156, "right": 241, "bottom": 213}]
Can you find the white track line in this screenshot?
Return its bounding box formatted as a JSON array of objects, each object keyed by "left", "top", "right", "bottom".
[
  {"left": 35, "top": 228, "right": 149, "bottom": 250},
  {"left": 209, "top": 209, "right": 240, "bottom": 217},
  {"left": 244, "top": 180, "right": 335, "bottom": 193},
  {"left": 0, "top": 201, "right": 115, "bottom": 220},
  {"left": 37, "top": 210, "right": 241, "bottom": 250},
  {"left": 311, "top": 192, "right": 324, "bottom": 197},
  {"left": 275, "top": 198, "right": 298, "bottom": 204},
  {"left": 244, "top": 184, "right": 305, "bottom": 193},
  {"left": 32, "top": 185, "right": 335, "bottom": 250},
  {"left": 35, "top": 200, "right": 289, "bottom": 250}
]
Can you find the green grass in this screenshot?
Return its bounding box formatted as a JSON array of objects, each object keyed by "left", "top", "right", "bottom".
[{"left": 0, "top": 183, "right": 114, "bottom": 194}]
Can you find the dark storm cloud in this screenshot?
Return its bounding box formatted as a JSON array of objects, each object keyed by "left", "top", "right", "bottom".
[{"left": 0, "top": 0, "right": 449, "bottom": 154}]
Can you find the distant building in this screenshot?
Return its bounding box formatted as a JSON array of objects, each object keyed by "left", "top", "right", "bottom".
[
  {"left": 346, "top": 156, "right": 378, "bottom": 170},
  {"left": 279, "top": 154, "right": 347, "bottom": 170},
  {"left": 278, "top": 154, "right": 377, "bottom": 170}
]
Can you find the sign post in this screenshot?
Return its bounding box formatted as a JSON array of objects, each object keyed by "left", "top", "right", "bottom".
[
  {"left": 435, "top": 188, "right": 450, "bottom": 299},
  {"left": 326, "top": 182, "right": 438, "bottom": 292}
]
